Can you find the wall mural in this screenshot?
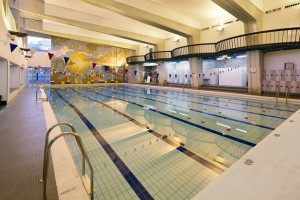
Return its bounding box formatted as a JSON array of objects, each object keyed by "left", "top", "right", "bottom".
[{"left": 50, "top": 36, "right": 134, "bottom": 84}]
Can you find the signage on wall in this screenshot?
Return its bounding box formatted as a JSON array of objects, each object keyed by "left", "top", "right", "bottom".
[{"left": 285, "top": 63, "right": 294, "bottom": 70}]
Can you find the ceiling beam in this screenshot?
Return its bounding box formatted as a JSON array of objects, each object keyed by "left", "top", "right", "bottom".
[
  {"left": 23, "top": 18, "right": 139, "bottom": 51},
  {"left": 10, "top": 0, "right": 164, "bottom": 46},
  {"left": 81, "top": 0, "right": 200, "bottom": 38},
  {"left": 211, "top": 0, "right": 262, "bottom": 23}
]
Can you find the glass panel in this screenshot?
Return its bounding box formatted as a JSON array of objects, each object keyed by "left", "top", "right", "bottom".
[{"left": 27, "top": 36, "right": 51, "bottom": 52}]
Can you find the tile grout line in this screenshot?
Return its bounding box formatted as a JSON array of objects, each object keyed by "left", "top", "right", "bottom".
[
  {"left": 54, "top": 89, "right": 154, "bottom": 200},
  {"left": 70, "top": 88, "right": 226, "bottom": 174}
]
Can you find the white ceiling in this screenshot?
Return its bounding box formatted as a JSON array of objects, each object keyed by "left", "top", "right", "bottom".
[
  {"left": 15, "top": 0, "right": 298, "bottom": 49},
  {"left": 120, "top": 0, "right": 235, "bottom": 23},
  {"left": 44, "top": 0, "right": 172, "bottom": 39},
  {"left": 18, "top": 0, "right": 286, "bottom": 50},
  {"left": 40, "top": 0, "right": 238, "bottom": 46}
]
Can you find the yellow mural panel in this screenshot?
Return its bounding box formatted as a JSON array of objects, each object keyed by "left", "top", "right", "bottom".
[{"left": 66, "top": 53, "right": 89, "bottom": 74}]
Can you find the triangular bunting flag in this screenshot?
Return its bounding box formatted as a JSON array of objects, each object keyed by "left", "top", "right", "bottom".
[
  {"left": 92, "top": 63, "right": 97, "bottom": 69},
  {"left": 125, "top": 69, "right": 128, "bottom": 74},
  {"left": 134, "top": 70, "right": 137, "bottom": 76},
  {"left": 48, "top": 53, "right": 54, "bottom": 60},
  {"left": 63, "top": 57, "right": 69, "bottom": 64},
  {"left": 10, "top": 43, "right": 18, "bottom": 53}
]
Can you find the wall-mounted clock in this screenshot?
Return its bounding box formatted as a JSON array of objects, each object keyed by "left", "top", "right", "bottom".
[{"left": 250, "top": 67, "right": 257, "bottom": 73}]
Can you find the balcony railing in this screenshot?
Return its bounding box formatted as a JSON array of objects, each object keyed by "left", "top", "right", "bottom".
[
  {"left": 145, "top": 51, "right": 172, "bottom": 62},
  {"left": 215, "top": 27, "right": 300, "bottom": 54},
  {"left": 126, "top": 27, "right": 300, "bottom": 64},
  {"left": 126, "top": 55, "right": 145, "bottom": 64},
  {"left": 172, "top": 43, "right": 216, "bottom": 58}
]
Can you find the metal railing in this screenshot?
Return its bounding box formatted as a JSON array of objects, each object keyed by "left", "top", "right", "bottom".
[
  {"left": 275, "top": 86, "right": 279, "bottom": 103},
  {"left": 172, "top": 43, "right": 216, "bottom": 58},
  {"left": 144, "top": 51, "right": 172, "bottom": 62},
  {"left": 126, "top": 55, "right": 145, "bottom": 64},
  {"left": 126, "top": 27, "right": 300, "bottom": 63},
  {"left": 182, "top": 82, "right": 191, "bottom": 93},
  {"left": 36, "top": 86, "right": 48, "bottom": 102},
  {"left": 40, "top": 122, "right": 94, "bottom": 200},
  {"left": 285, "top": 86, "right": 290, "bottom": 104}
]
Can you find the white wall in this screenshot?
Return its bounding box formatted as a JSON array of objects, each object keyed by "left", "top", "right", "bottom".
[
  {"left": 263, "top": 7, "right": 300, "bottom": 30},
  {"left": 157, "top": 62, "right": 168, "bottom": 84},
  {"left": 219, "top": 67, "right": 247, "bottom": 86},
  {"left": 265, "top": 49, "right": 300, "bottom": 70},
  {"left": 137, "top": 45, "right": 154, "bottom": 55},
  {"left": 0, "top": 59, "right": 9, "bottom": 101},
  {"left": 165, "top": 37, "right": 188, "bottom": 51},
  {"left": 0, "top": 1, "right": 27, "bottom": 67},
  {"left": 200, "top": 21, "right": 245, "bottom": 43},
  {"left": 203, "top": 68, "right": 219, "bottom": 85},
  {"left": 27, "top": 51, "right": 51, "bottom": 67},
  {"left": 10, "top": 65, "right": 20, "bottom": 88},
  {"left": 203, "top": 57, "right": 247, "bottom": 86},
  {"left": 166, "top": 61, "right": 190, "bottom": 84},
  {"left": 20, "top": 67, "right": 26, "bottom": 84}
]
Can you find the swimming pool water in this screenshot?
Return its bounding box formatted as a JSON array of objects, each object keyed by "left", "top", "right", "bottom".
[{"left": 49, "top": 85, "right": 299, "bottom": 200}]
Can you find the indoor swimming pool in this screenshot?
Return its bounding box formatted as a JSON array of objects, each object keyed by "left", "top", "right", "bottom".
[{"left": 48, "top": 85, "right": 300, "bottom": 200}]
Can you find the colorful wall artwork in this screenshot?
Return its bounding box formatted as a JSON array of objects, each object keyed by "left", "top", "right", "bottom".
[{"left": 50, "top": 36, "right": 135, "bottom": 84}]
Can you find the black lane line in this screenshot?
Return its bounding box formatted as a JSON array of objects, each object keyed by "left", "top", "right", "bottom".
[
  {"left": 102, "top": 87, "right": 275, "bottom": 130},
  {"left": 70, "top": 88, "right": 225, "bottom": 175},
  {"left": 125, "top": 85, "right": 299, "bottom": 111},
  {"left": 86, "top": 88, "right": 257, "bottom": 147},
  {"left": 116, "top": 86, "right": 288, "bottom": 120},
  {"left": 54, "top": 89, "right": 154, "bottom": 200}
]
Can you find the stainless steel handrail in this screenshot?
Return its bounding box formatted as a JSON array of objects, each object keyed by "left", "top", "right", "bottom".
[
  {"left": 275, "top": 86, "right": 279, "bottom": 103},
  {"left": 285, "top": 86, "right": 289, "bottom": 104},
  {"left": 40, "top": 122, "right": 76, "bottom": 183},
  {"left": 42, "top": 132, "right": 94, "bottom": 200},
  {"left": 36, "top": 86, "right": 48, "bottom": 102},
  {"left": 41, "top": 123, "right": 94, "bottom": 200},
  {"left": 183, "top": 81, "right": 191, "bottom": 93}
]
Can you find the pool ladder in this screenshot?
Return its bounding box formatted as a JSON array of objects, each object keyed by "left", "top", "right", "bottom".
[
  {"left": 40, "top": 122, "right": 94, "bottom": 200},
  {"left": 275, "top": 86, "right": 289, "bottom": 104},
  {"left": 36, "top": 86, "right": 48, "bottom": 102},
  {"left": 182, "top": 82, "right": 191, "bottom": 93}
]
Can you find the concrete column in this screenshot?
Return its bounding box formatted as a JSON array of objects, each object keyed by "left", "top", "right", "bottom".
[
  {"left": 157, "top": 62, "right": 168, "bottom": 85},
  {"left": 0, "top": 60, "right": 9, "bottom": 104},
  {"left": 136, "top": 64, "right": 145, "bottom": 83},
  {"left": 247, "top": 50, "right": 264, "bottom": 94},
  {"left": 189, "top": 57, "right": 203, "bottom": 88},
  {"left": 128, "top": 64, "right": 145, "bottom": 83}
]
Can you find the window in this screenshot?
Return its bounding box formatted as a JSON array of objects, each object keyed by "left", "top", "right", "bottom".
[{"left": 27, "top": 36, "right": 51, "bottom": 52}]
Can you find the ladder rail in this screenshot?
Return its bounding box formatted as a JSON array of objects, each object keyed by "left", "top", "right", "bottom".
[
  {"left": 182, "top": 81, "right": 191, "bottom": 93},
  {"left": 42, "top": 131, "right": 94, "bottom": 200},
  {"left": 40, "top": 122, "right": 76, "bottom": 183},
  {"left": 285, "top": 86, "right": 289, "bottom": 104},
  {"left": 275, "top": 85, "right": 279, "bottom": 103}
]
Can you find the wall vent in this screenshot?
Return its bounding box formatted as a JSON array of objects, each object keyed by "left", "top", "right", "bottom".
[
  {"left": 265, "top": 7, "right": 281, "bottom": 14},
  {"left": 211, "top": 24, "right": 220, "bottom": 28},
  {"left": 285, "top": 2, "right": 300, "bottom": 9},
  {"left": 224, "top": 20, "right": 233, "bottom": 25}
]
